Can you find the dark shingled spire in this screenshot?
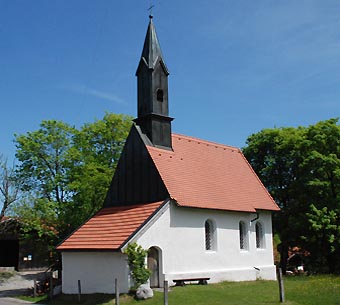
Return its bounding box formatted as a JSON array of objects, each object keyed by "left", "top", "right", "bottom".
[
  {"left": 140, "top": 15, "right": 169, "bottom": 72},
  {"left": 135, "top": 16, "right": 173, "bottom": 150}
]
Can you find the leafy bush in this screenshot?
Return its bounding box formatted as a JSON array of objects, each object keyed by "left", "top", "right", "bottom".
[{"left": 124, "top": 243, "right": 151, "bottom": 288}]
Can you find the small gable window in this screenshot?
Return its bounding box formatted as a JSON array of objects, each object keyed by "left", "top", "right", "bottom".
[
  {"left": 239, "top": 221, "right": 248, "bottom": 250},
  {"left": 205, "top": 219, "right": 215, "bottom": 251},
  {"left": 156, "top": 89, "right": 164, "bottom": 102},
  {"left": 256, "top": 222, "right": 265, "bottom": 249}
]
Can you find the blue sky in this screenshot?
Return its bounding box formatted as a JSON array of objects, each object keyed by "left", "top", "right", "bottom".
[{"left": 1, "top": 1, "right": 340, "bottom": 162}]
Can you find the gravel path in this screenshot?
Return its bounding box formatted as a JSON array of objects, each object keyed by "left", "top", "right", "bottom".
[
  {"left": 0, "top": 271, "right": 46, "bottom": 304},
  {"left": 0, "top": 297, "right": 35, "bottom": 305}
]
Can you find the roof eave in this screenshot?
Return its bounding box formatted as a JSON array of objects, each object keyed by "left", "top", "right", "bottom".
[{"left": 57, "top": 248, "right": 121, "bottom": 252}]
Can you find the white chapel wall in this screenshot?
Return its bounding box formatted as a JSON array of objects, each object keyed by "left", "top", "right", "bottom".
[
  {"left": 134, "top": 202, "right": 276, "bottom": 284},
  {"left": 61, "top": 251, "right": 129, "bottom": 294}
]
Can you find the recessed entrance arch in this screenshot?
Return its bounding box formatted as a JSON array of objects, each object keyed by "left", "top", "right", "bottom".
[{"left": 147, "top": 247, "right": 160, "bottom": 288}]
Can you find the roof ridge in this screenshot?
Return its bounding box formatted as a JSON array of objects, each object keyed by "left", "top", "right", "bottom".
[{"left": 171, "top": 133, "right": 240, "bottom": 151}]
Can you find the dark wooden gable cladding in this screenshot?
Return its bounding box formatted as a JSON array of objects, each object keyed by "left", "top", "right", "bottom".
[{"left": 104, "top": 124, "right": 169, "bottom": 207}]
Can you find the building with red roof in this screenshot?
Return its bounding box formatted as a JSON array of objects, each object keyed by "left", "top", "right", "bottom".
[{"left": 58, "top": 15, "right": 279, "bottom": 294}]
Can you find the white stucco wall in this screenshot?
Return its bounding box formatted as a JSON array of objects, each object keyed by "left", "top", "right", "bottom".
[
  {"left": 133, "top": 201, "right": 276, "bottom": 285},
  {"left": 61, "top": 202, "right": 277, "bottom": 294},
  {"left": 61, "top": 252, "right": 129, "bottom": 294}
]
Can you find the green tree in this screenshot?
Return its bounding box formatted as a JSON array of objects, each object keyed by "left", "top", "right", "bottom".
[
  {"left": 13, "top": 197, "right": 58, "bottom": 241},
  {"left": 305, "top": 204, "right": 340, "bottom": 272},
  {"left": 243, "top": 118, "right": 340, "bottom": 273},
  {"left": 15, "top": 120, "right": 75, "bottom": 207},
  {"left": 0, "top": 156, "right": 20, "bottom": 220},
  {"left": 65, "top": 113, "right": 132, "bottom": 230},
  {"left": 14, "top": 113, "right": 132, "bottom": 239},
  {"left": 11, "top": 196, "right": 59, "bottom": 267},
  {"left": 300, "top": 119, "right": 340, "bottom": 272},
  {"left": 243, "top": 126, "right": 305, "bottom": 272}
]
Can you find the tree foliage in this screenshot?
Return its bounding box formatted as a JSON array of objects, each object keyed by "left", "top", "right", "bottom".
[
  {"left": 0, "top": 156, "right": 20, "bottom": 220},
  {"left": 13, "top": 197, "right": 58, "bottom": 241},
  {"left": 14, "top": 112, "right": 132, "bottom": 239},
  {"left": 243, "top": 118, "right": 340, "bottom": 273},
  {"left": 65, "top": 113, "right": 132, "bottom": 229},
  {"left": 15, "top": 120, "right": 75, "bottom": 209}
]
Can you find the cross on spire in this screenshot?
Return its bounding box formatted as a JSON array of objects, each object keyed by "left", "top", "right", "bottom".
[{"left": 148, "top": 1, "right": 155, "bottom": 17}]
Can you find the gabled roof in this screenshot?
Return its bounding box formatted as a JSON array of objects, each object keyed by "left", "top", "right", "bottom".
[
  {"left": 58, "top": 132, "right": 279, "bottom": 251},
  {"left": 147, "top": 133, "right": 280, "bottom": 212},
  {"left": 57, "top": 201, "right": 164, "bottom": 251}
]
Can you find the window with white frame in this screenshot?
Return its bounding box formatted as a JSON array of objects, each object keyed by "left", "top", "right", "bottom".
[
  {"left": 256, "top": 221, "right": 265, "bottom": 249},
  {"left": 205, "top": 219, "right": 215, "bottom": 251},
  {"left": 239, "top": 221, "right": 248, "bottom": 250}
]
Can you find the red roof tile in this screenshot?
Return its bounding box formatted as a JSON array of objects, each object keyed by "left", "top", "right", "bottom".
[
  {"left": 147, "top": 134, "right": 279, "bottom": 212},
  {"left": 58, "top": 133, "right": 279, "bottom": 251},
  {"left": 57, "top": 201, "right": 164, "bottom": 251}
]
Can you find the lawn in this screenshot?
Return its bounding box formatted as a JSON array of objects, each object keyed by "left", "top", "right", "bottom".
[{"left": 21, "top": 275, "right": 340, "bottom": 305}]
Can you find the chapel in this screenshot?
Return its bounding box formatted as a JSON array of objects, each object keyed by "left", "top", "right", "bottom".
[{"left": 57, "top": 16, "right": 279, "bottom": 294}]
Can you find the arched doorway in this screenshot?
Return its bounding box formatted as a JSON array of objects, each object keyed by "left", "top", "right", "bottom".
[{"left": 147, "top": 247, "right": 160, "bottom": 288}]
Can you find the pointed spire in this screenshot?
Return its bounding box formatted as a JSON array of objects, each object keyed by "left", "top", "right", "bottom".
[
  {"left": 135, "top": 15, "right": 173, "bottom": 150},
  {"left": 140, "top": 15, "right": 168, "bottom": 72}
]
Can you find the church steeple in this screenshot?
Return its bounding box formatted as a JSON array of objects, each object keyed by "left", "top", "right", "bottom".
[{"left": 134, "top": 15, "right": 173, "bottom": 149}]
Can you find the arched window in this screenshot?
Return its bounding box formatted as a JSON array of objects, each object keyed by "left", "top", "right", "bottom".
[
  {"left": 205, "top": 219, "right": 215, "bottom": 251},
  {"left": 239, "top": 221, "right": 248, "bottom": 250},
  {"left": 256, "top": 222, "right": 265, "bottom": 249}
]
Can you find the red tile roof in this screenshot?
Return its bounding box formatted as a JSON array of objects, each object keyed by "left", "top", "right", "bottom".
[
  {"left": 147, "top": 134, "right": 279, "bottom": 213},
  {"left": 58, "top": 133, "right": 279, "bottom": 251},
  {"left": 57, "top": 201, "right": 164, "bottom": 251}
]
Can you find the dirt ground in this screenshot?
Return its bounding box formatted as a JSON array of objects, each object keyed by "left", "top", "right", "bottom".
[
  {"left": 0, "top": 297, "right": 35, "bottom": 305},
  {"left": 0, "top": 271, "right": 46, "bottom": 304}
]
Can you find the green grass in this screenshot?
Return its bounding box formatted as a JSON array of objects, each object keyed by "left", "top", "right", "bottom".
[
  {"left": 20, "top": 275, "right": 340, "bottom": 305},
  {"left": 18, "top": 295, "right": 50, "bottom": 303}
]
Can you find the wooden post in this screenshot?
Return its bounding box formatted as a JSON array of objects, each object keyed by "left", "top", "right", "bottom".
[
  {"left": 164, "top": 280, "right": 168, "bottom": 305},
  {"left": 33, "top": 279, "right": 37, "bottom": 298},
  {"left": 277, "top": 267, "right": 285, "bottom": 303},
  {"left": 49, "top": 275, "right": 53, "bottom": 300},
  {"left": 115, "top": 278, "right": 120, "bottom": 305},
  {"left": 78, "top": 280, "right": 81, "bottom": 303}
]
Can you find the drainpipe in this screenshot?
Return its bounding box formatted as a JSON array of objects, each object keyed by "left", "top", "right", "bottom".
[{"left": 250, "top": 212, "right": 259, "bottom": 224}]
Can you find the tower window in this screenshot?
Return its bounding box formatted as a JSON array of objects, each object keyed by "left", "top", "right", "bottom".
[{"left": 156, "top": 89, "right": 164, "bottom": 102}]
